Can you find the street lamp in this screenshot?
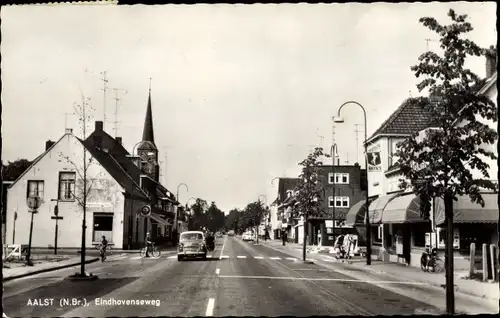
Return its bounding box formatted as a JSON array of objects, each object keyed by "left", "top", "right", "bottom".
[
  {"left": 330, "top": 143, "right": 339, "bottom": 246},
  {"left": 335, "top": 100, "right": 371, "bottom": 266}
]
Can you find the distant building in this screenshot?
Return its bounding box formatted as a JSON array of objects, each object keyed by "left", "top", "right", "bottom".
[
  {"left": 5, "top": 87, "right": 179, "bottom": 250},
  {"left": 273, "top": 164, "right": 367, "bottom": 247}
]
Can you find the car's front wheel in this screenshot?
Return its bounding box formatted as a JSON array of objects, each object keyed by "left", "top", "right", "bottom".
[
  {"left": 202, "top": 253, "right": 207, "bottom": 260},
  {"left": 177, "top": 255, "right": 183, "bottom": 262}
]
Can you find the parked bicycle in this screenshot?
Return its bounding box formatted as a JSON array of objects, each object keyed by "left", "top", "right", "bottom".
[
  {"left": 140, "top": 242, "right": 161, "bottom": 258},
  {"left": 420, "top": 247, "right": 444, "bottom": 273}
]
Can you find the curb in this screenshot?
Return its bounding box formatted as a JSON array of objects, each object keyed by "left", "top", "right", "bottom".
[
  {"left": 3, "top": 258, "right": 99, "bottom": 282},
  {"left": 260, "top": 242, "right": 498, "bottom": 302}
]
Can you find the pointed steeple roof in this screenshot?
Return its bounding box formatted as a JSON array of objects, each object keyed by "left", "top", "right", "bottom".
[{"left": 142, "top": 87, "right": 155, "bottom": 145}]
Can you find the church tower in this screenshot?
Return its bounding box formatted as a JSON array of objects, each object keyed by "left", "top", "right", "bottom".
[{"left": 136, "top": 82, "right": 159, "bottom": 182}]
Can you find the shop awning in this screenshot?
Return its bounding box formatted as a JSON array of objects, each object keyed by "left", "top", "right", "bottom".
[
  {"left": 368, "top": 193, "right": 399, "bottom": 224},
  {"left": 345, "top": 200, "right": 367, "bottom": 227},
  {"left": 149, "top": 213, "right": 172, "bottom": 226},
  {"left": 434, "top": 193, "right": 498, "bottom": 225},
  {"left": 382, "top": 194, "right": 428, "bottom": 223}
]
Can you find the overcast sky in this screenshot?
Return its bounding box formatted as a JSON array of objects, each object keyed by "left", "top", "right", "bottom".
[{"left": 1, "top": 2, "right": 496, "bottom": 212}]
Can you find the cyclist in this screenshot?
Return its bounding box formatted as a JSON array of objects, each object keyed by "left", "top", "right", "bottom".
[
  {"left": 145, "top": 232, "right": 153, "bottom": 258},
  {"left": 100, "top": 236, "right": 108, "bottom": 261}
]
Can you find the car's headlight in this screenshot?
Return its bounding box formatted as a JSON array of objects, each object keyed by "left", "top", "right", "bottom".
[{"left": 178, "top": 243, "right": 184, "bottom": 251}]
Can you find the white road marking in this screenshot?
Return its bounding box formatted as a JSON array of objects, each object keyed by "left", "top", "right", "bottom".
[
  {"left": 217, "top": 275, "right": 429, "bottom": 284},
  {"left": 215, "top": 268, "right": 220, "bottom": 275},
  {"left": 322, "top": 258, "right": 335, "bottom": 262},
  {"left": 269, "top": 257, "right": 281, "bottom": 260},
  {"left": 168, "top": 255, "right": 177, "bottom": 259},
  {"left": 220, "top": 255, "right": 229, "bottom": 259},
  {"left": 254, "top": 256, "right": 264, "bottom": 259},
  {"left": 236, "top": 256, "right": 247, "bottom": 259},
  {"left": 219, "top": 236, "right": 227, "bottom": 260},
  {"left": 286, "top": 257, "right": 297, "bottom": 261},
  {"left": 205, "top": 298, "right": 215, "bottom": 316}
]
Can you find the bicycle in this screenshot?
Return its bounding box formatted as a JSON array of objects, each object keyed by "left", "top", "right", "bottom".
[
  {"left": 95, "top": 244, "right": 113, "bottom": 262},
  {"left": 140, "top": 242, "right": 161, "bottom": 258},
  {"left": 421, "top": 251, "right": 444, "bottom": 273}
]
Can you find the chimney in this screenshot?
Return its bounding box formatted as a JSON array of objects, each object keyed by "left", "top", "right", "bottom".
[
  {"left": 116, "top": 137, "right": 122, "bottom": 145},
  {"left": 65, "top": 128, "right": 73, "bottom": 134},
  {"left": 485, "top": 45, "right": 497, "bottom": 78},
  {"left": 45, "top": 140, "right": 55, "bottom": 151},
  {"left": 95, "top": 121, "right": 103, "bottom": 132},
  {"left": 93, "top": 135, "right": 102, "bottom": 149}
]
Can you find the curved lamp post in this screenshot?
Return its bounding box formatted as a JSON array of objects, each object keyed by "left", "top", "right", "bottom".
[
  {"left": 334, "top": 100, "right": 371, "bottom": 265},
  {"left": 175, "top": 183, "right": 189, "bottom": 233}
]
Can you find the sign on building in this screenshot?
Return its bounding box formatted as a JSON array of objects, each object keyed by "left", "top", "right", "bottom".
[{"left": 366, "top": 152, "right": 382, "bottom": 172}]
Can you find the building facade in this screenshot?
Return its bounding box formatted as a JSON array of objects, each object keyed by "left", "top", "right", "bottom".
[
  {"left": 5, "top": 87, "right": 179, "bottom": 250},
  {"left": 345, "top": 54, "right": 498, "bottom": 269}
]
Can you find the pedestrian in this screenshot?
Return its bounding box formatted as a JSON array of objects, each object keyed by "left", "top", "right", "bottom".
[
  {"left": 145, "top": 232, "right": 153, "bottom": 258},
  {"left": 172, "top": 228, "right": 178, "bottom": 247}
]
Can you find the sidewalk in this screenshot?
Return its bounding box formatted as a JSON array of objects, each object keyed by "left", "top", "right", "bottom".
[
  {"left": 260, "top": 240, "right": 499, "bottom": 301},
  {"left": 3, "top": 256, "right": 99, "bottom": 281}
]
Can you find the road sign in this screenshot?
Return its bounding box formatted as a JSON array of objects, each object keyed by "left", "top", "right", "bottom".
[
  {"left": 54, "top": 205, "right": 59, "bottom": 216},
  {"left": 51, "top": 216, "right": 63, "bottom": 220},
  {"left": 26, "top": 196, "right": 42, "bottom": 210},
  {"left": 140, "top": 205, "right": 151, "bottom": 217}
]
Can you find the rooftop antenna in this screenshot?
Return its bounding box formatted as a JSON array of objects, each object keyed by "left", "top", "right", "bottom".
[
  {"left": 110, "top": 88, "right": 128, "bottom": 137},
  {"left": 100, "top": 71, "right": 109, "bottom": 130},
  {"left": 354, "top": 124, "right": 364, "bottom": 164}
]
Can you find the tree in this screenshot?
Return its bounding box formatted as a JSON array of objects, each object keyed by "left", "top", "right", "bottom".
[
  {"left": 293, "top": 147, "right": 329, "bottom": 262},
  {"left": 225, "top": 209, "right": 241, "bottom": 232},
  {"left": 188, "top": 198, "right": 208, "bottom": 231},
  {"left": 206, "top": 201, "right": 225, "bottom": 232},
  {"left": 58, "top": 91, "right": 100, "bottom": 279},
  {"left": 394, "top": 9, "right": 497, "bottom": 315},
  {"left": 241, "top": 200, "right": 268, "bottom": 244},
  {"left": 2, "top": 159, "right": 33, "bottom": 182}
]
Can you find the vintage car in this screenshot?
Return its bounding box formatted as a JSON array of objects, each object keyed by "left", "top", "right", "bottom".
[{"left": 177, "top": 231, "right": 207, "bottom": 261}]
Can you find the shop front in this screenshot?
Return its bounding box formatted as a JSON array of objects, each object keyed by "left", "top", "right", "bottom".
[
  {"left": 382, "top": 193, "right": 431, "bottom": 268},
  {"left": 432, "top": 193, "right": 498, "bottom": 270}
]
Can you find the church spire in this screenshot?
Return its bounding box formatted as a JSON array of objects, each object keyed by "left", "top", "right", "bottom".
[{"left": 142, "top": 78, "right": 155, "bottom": 145}]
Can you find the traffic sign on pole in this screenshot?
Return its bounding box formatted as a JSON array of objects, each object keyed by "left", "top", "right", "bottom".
[{"left": 140, "top": 205, "right": 151, "bottom": 217}]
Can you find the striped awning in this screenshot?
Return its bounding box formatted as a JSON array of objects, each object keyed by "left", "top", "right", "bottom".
[
  {"left": 345, "top": 200, "right": 367, "bottom": 227},
  {"left": 381, "top": 194, "right": 428, "bottom": 224},
  {"left": 149, "top": 213, "right": 172, "bottom": 226},
  {"left": 434, "top": 193, "right": 498, "bottom": 225},
  {"left": 368, "top": 193, "right": 399, "bottom": 224}
]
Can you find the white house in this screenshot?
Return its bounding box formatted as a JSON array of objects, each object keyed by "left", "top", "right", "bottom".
[
  {"left": 5, "top": 88, "right": 179, "bottom": 251},
  {"left": 6, "top": 128, "right": 128, "bottom": 249}
]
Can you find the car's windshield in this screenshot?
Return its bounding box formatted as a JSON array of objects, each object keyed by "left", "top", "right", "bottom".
[{"left": 180, "top": 233, "right": 203, "bottom": 241}]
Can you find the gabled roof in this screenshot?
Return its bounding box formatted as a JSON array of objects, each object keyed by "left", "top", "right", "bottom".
[
  {"left": 8, "top": 133, "right": 68, "bottom": 189},
  {"left": 366, "top": 98, "right": 434, "bottom": 144}
]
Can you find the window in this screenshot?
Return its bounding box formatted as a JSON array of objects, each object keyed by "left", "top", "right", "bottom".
[
  {"left": 329, "top": 173, "right": 349, "bottom": 184},
  {"left": 93, "top": 213, "right": 113, "bottom": 243},
  {"left": 328, "top": 196, "right": 350, "bottom": 208},
  {"left": 27, "top": 180, "right": 44, "bottom": 199},
  {"left": 58, "top": 172, "right": 76, "bottom": 201}
]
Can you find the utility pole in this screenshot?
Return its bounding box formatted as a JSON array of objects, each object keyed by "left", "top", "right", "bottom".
[
  {"left": 354, "top": 124, "right": 363, "bottom": 164},
  {"left": 100, "top": 71, "right": 109, "bottom": 130},
  {"left": 110, "top": 88, "right": 128, "bottom": 137}
]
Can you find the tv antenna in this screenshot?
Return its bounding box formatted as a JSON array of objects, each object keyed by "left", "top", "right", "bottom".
[
  {"left": 100, "top": 71, "right": 109, "bottom": 130},
  {"left": 110, "top": 88, "right": 128, "bottom": 137},
  {"left": 354, "top": 124, "right": 364, "bottom": 164},
  {"left": 63, "top": 112, "right": 73, "bottom": 130}
]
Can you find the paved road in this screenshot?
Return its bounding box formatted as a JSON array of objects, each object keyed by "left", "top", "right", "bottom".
[{"left": 3, "top": 236, "right": 458, "bottom": 316}]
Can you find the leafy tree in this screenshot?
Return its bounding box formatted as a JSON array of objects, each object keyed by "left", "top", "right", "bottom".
[
  {"left": 292, "top": 147, "right": 329, "bottom": 261},
  {"left": 188, "top": 198, "right": 208, "bottom": 231},
  {"left": 206, "top": 201, "right": 225, "bottom": 232},
  {"left": 394, "top": 9, "right": 497, "bottom": 315},
  {"left": 225, "top": 209, "right": 241, "bottom": 232},
  {"left": 240, "top": 201, "right": 267, "bottom": 243},
  {"left": 2, "top": 159, "right": 33, "bottom": 182}
]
